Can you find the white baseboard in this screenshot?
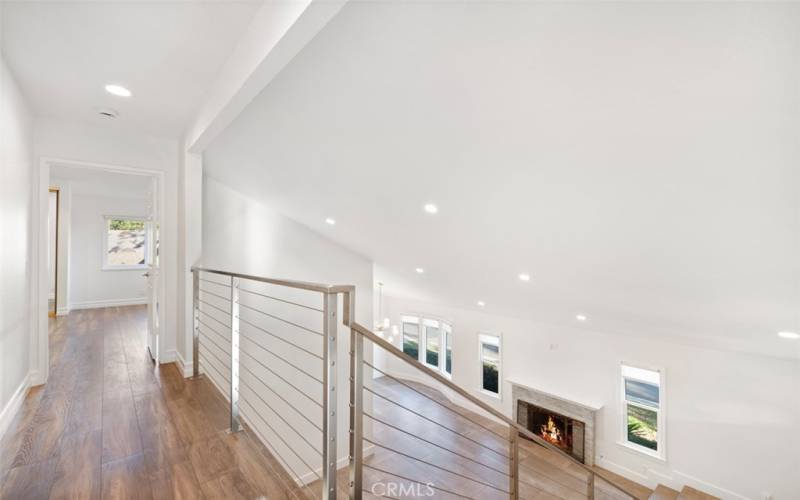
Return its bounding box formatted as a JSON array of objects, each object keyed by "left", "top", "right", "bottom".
[
  {"left": 172, "top": 350, "right": 193, "bottom": 377},
  {"left": 673, "top": 471, "right": 749, "bottom": 500},
  {"left": 596, "top": 456, "right": 651, "bottom": 484},
  {"left": 160, "top": 349, "right": 177, "bottom": 364},
  {"left": 28, "top": 369, "right": 45, "bottom": 386},
  {"left": 69, "top": 297, "right": 147, "bottom": 310},
  {"left": 56, "top": 307, "right": 70, "bottom": 316},
  {"left": 0, "top": 373, "right": 30, "bottom": 442}
]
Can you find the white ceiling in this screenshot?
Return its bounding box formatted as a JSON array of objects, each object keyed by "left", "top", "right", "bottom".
[
  {"left": 204, "top": 2, "right": 800, "bottom": 357},
  {"left": 51, "top": 164, "right": 150, "bottom": 201},
  {"left": 1, "top": 0, "right": 263, "bottom": 136}
]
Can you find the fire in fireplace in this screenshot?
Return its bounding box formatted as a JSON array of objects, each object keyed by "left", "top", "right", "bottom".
[{"left": 517, "top": 400, "right": 586, "bottom": 463}]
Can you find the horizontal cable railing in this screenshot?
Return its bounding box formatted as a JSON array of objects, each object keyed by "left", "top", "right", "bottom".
[
  {"left": 192, "top": 267, "right": 355, "bottom": 500},
  {"left": 349, "top": 321, "right": 640, "bottom": 500},
  {"left": 191, "top": 266, "right": 641, "bottom": 500}
]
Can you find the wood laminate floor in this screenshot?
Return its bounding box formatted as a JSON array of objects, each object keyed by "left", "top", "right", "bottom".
[
  {"left": 0, "top": 306, "right": 322, "bottom": 500},
  {"left": 0, "top": 306, "right": 644, "bottom": 500}
]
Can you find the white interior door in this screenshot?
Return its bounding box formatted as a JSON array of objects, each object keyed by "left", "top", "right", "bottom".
[{"left": 145, "top": 176, "right": 160, "bottom": 362}]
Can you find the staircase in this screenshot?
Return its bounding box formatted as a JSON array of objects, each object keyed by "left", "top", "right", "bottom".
[
  {"left": 189, "top": 266, "right": 721, "bottom": 500},
  {"left": 650, "top": 485, "right": 720, "bottom": 500}
]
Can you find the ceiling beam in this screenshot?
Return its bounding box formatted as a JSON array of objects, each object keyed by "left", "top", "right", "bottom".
[{"left": 183, "top": 0, "right": 348, "bottom": 153}]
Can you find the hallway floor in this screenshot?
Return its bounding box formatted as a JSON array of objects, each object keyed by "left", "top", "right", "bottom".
[
  {"left": 0, "top": 306, "right": 647, "bottom": 500},
  {"left": 0, "top": 306, "right": 316, "bottom": 499}
]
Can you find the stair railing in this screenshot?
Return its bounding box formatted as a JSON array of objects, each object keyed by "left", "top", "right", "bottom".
[
  {"left": 191, "top": 267, "right": 354, "bottom": 500},
  {"left": 191, "top": 266, "right": 640, "bottom": 500},
  {"left": 347, "top": 321, "right": 641, "bottom": 500}
]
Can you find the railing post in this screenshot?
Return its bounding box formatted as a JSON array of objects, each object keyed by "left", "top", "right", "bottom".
[
  {"left": 192, "top": 269, "right": 200, "bottom": 378},
  {"left": 509, "top": 427, "right": 519, "bottom": 500},
  {"left": 588, "top": 472, "right": 595, "bottom": 500},
  {"left": 348, "top": 324, "right": 363, "bottom": 500},
  {"left": 229, "top": 276, "right": 241, "bottom": 433},
  {"left": 323, "top": 292, "right": 338, "bottom": 500}
]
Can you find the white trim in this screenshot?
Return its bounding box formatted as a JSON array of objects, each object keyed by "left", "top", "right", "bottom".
[
  {"left": 400, "top": 313, "right": 453, "bottom": 378},
  {"left": 673, "top": 470, "right": 750, "bottom": 500},
  {"left": 69, "top": 297, "right": 147, "bottom": 310},
  {"left": 56, "top": 306, "right": 70, "bottom": 316},
  {"left": 174, "top": 350, "right": 193, "bottom": 377},
  {"left": 0, "top": 373, "right": 30, "bottom": 442},
  {"left": 619, "top": 362, "right": 666, "bottom": 461},
  {"left": 478, "top": 331, "right": 502, "bottom": 399},
  {"left": 159, "top": 349, "right": 178, "bottom": 364}
]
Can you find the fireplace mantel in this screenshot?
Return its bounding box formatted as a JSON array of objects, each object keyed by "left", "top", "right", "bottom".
[
  {"left": 506, "top": 377, "right": 603, "bottom": 412},
  {"left": 509, "top": 378, "right": 600, "bottom": 466}
]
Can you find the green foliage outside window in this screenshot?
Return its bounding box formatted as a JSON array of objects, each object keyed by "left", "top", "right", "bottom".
[
  {"left": 426, "top": 349, "right": 438, "bottom": 367},
  {"left": 109, "top": 219, "right": 145, "bottom": 230},
  {"left": 403, "top": 340, "right": 419, "bottom": 359},
  {"left": 482, "top": 362, "right": 499, "bottom": 393},
  {"left": 627, "top": 405, "right": 658, "bottom": 451}
]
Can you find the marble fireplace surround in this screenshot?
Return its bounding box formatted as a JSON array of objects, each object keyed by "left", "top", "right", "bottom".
[{"left": 509, "top": 379, "right": 602, "bottom": 467}]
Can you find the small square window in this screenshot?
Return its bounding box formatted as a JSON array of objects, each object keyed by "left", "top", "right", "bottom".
[{"left": 103, "top": 216, "right": 148, "bottom": 270}]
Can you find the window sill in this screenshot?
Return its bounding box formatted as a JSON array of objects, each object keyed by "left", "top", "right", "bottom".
[
  {"left": 479, "top": 388, "right": 501, "bottom": 400},
  {"left": 102, "top": 265, "right": 148, "bottom": 272},
  {"left": 616, "top": 440, "right": 666, "bottom": 462}
]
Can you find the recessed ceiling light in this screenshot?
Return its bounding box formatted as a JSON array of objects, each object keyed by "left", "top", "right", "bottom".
[
  {"left": 518, "top": 273, "right": 530, "bottom": 282},
  {"left": 415, "top": 268, "right": 425, "bottom": 274},
  {"left": 423, "top": 203, "right": 438, "bottom": 214},
  {"left": 325, "top": 217, "right": 336, "bottom": 225},
  {"left": 105, "top": 84, "right": 132, "bottom": 97},
  {"left": 576, "top": 314, "right": 587, "bottom": 322},
  {"left": 477, "top": 301, "right": 485, "bottom": 307},
  {"left": 778, "top": 331, "right": 800, "bottom": 340}
]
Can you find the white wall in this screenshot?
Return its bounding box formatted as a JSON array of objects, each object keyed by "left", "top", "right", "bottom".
[
  {"left": 34, "top": 118, "right": 180, "bottom": 364},
  {"left": 201, "top": 176, "right": 373, "bottom": 483},
  {"left": 379, "top": 295, "right": 800, "bottom": 499},
  {"left": 67, "top": 194, "right": 147, "bottom": 308},
  {"left": 0, "top": 25, "right": 34, "bottom": 434}
]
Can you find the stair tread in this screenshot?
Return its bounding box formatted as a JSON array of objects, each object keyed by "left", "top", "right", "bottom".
[
  {"left": 592, "top": 466, "right": 653, "bottom": 499},
  {"left": 649, "top": 484, "right": 680, "bottom": 500},
  {"left": 677, "top": 486, "right": 720, "bottom": 500}
]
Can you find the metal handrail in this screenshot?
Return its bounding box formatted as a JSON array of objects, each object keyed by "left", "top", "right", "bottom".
[
  {"left": 191, "top": 266, "right": 638, "bottom": 499},
  {"left": 193, "top": 266, "right": 355, "bottom": 294},
  {"left": 350, "top": 321, "right": 640, "bottom": 500},
  {"left": 191, "top": 266, "right": 355, "bottom": 500}
]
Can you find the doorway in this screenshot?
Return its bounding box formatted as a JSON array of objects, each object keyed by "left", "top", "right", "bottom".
[
  {"left": 36, "top": 158, "right": 166, "bottom": 384},
  {"left": 47, "top": 188, "right": 60, "bottom": 318}
]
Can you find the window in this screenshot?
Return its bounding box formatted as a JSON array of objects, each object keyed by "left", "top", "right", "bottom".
[
  {"left": 621, "top": 364, "right": 663, "bottom": 457},
  {"left": 479, "top": 334, "right": 501, "bottom": 396},
  {"left": 401, "top": 315, "right": 452, "bottom": 377},
  {"left": 103, "top": 216, "right": 148, "bottom": 270},
  {"left": 402, "top": 316, "right": 420, "bottom": 359},
  {"left": 423, "top": 319, "right": 440, "bottom": 367},
  {"left": 443, "top": 323, "right": 452, "bottom": 375}
]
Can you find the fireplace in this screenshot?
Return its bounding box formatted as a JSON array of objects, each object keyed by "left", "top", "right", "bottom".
[{"left": 517, "top": 400, "right": 586, "bottom": 463}]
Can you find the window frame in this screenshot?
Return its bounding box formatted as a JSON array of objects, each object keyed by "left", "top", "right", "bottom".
[
  {"left": 400, "top": 315, "right": 421, "bottom": 360},
  {"left": 102, "top": 215, "right": 150, "bottom": 271},
  {"left": 619, "top": 362, "right": 666, "bottom": 460},
  {"left": 400, "top": 313, "right": 453, "bottom": 378},
  {"left": 422, "top": 318, "right": 441, "bottom": 370},
  {"left": 478, "top": 332, "right": 502, "bottom": 399},
  {"left": 442, "top": 322, "right": 452, "bottom": 376}
]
